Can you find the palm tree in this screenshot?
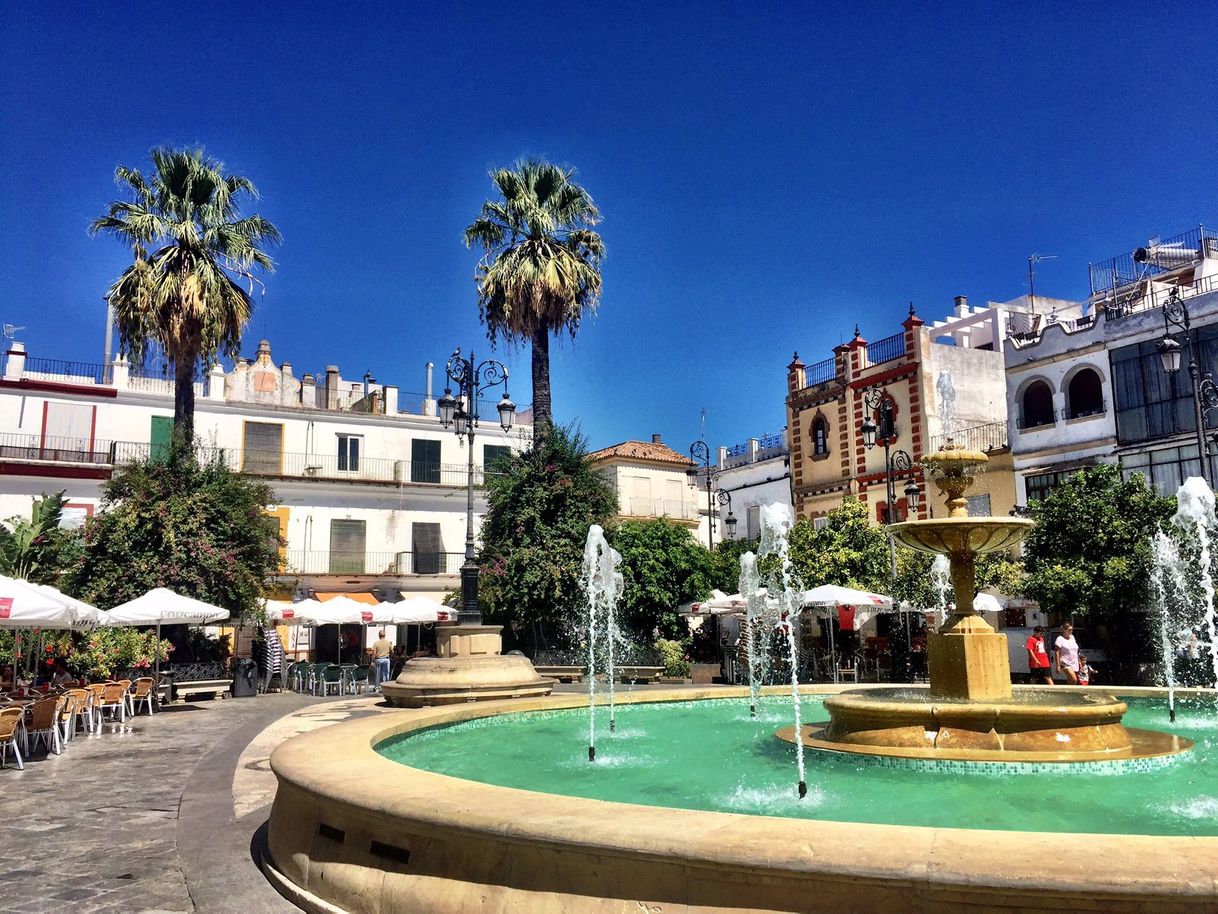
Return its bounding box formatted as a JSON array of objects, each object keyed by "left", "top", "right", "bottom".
[
  {"left": 464, "top": 159, "right": 604, "bottom": 438},
  {"left": 91, "top": 147, "right": 280, "bottom": 445}
]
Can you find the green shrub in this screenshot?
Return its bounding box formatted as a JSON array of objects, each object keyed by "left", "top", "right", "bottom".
[{"left": 654, "top": 637, "right": 691, "bottom": 678}]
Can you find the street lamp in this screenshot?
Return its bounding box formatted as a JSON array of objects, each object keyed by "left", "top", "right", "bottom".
[
  {"left": 860, "top": 386, "right": 922, "bottom": 570},
  {"left": 688, "top": 440, "right": 736, "bottom": 549},
  {"left": 437, "top": 347, "right": 514, "bottom": 625},
  {"left": 1157, "top": 289, "right": 1218, "bottom": 485}
]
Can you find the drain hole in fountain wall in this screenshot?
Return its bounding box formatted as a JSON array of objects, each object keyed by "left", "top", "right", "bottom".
[
  {"left": 318, "top": 823, "right": 345, "bottom": 843},
  {"left": 370, "top": 840, "right": 411, "bottom": 865}
]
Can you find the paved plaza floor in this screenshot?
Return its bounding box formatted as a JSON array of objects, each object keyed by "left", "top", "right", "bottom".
[{"left": 0, "top": 679, "right": 709, "bottom": 914}]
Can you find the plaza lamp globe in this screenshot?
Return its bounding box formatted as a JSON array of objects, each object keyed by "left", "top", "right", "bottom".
[
  {"left": 1157, "top": 335, "right": 1183, "bottom": 374},
  {"left": 438, "top": 389, "right": 458, "bottom": 427},
  {"left": 904, "top": 479, "right": 921, "bottom": 514},
  {"left": 686, "top": 466, "right": 699, "bottom": 488},
  {"left": 453, "top": 408, "right": 469, "bottom": 437},
  {"left": 861, "top": 416, "right": 878, "bottom": 449},
  {"left": 497, "top": 393, "right": 516, "bottom": 431},
  {"left": 725, "top": 512, "right": 738, "bottom": 537}
]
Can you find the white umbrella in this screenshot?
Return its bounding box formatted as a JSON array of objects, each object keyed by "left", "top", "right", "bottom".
[
  {"left": 0, "top": 577, "right": 77, "bottom": 629},
  {"left": 973, "top": 593, "right": 1004, "bottom": 614},
  {"left": 27, "top": 582, "right": 100, "bottom": 629},
  {"left": 103, "top": 588, "right": 230, "bottom": 682},
  {"left": 268, "top": 598, "right": 325, "bottom": 624},
  {"left": 801, "top": 585, "right": 894, "bottom": 683}
]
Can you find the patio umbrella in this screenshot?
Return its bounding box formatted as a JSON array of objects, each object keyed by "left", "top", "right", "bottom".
[
  {"left": 0, "top": 577, "right": 76, "bottom": 629},
  {"left": 973, "top": 593, "right": 1004, "bottom": 615},
  {"left": 26, "top": 582, "right": 100, "bottom": 629},
  {"left": 801, "top": 585, "right": 894, "bottom": 682},
  {"left": 102, "top": 588, "right": 230, "bottom": 678},
  {"left": 304, "top": 596, "right": 374, "bottom": 663}
]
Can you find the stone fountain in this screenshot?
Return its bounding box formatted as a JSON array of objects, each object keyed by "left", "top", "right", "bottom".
[{"left": 786, "top": 442, "right": 1190, "bottom": 764}]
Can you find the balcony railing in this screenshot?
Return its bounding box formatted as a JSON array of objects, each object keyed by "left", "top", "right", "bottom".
[
  {"left": 929, "top": 421, "right": 1008, "bottom": 454},
  {"left": 21, "top": 357, "right": 107, "bottom": 385},
  {"left": 0, "top": 433, "right": 500, "bottom": 487},
  {"left": 281, "top": 550, "right": 463, "bottom": 575},
  {"left": 0, "top": 432, "right": 117, "bottom": 464},
  {"left": 804, "top": 357, "right": 836, "bottom": 387},
  {"left": 623, "top": 497, "right": 700, "bottom": 521},
  {"left": 865, "top": 332, "right": 905, "bottom": 367}
]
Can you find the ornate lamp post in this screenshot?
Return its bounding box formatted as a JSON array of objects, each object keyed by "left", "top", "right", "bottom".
[
  {"left": 436, "top": 348, "right": 515, "bottom": 625},
  {"left": 687, "top": 440, "right": 737, "bottom": 549},
  {"left": 1157, "top": 289, "right": 1218, "bottom": 485},
  {"left": 861, "top": 387, "right": 923, "bottom": 563}
]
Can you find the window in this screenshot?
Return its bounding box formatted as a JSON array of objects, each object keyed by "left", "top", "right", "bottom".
[
  {"left": 483, "top": 444, "right": 511, "bottom": 473},
  {"left": 337, "top": 434, "right": 361, "bottom": 472},
  {"left": 1018, "top": 380, "right": 1055, "bottom": 429},
  {"left": 1112, "top": 327, "right": 1218, "bottom": 445},
  {"left": 1121, "top": 446, "right": 1218, "bottom": 497},
  {"left": 812, "top": 515, "right": 829, "bottom": 531},
  {"left": 1024, "top": 468, "right": 1089, "bottom": 504},
  {"left": 812, "top": 417, "right": 829, "bottom": 457},
  {"left": 42, "top": 402, "right": 95, "bottom": 453},
  {"left": 965, "top": 494, "right": 991, "bottom": 516},
  {"left": 1066, "top": 368, "right": 1105, "bottom": 420},
  {"left": 411, "top": 439, "right": 441, "bottom": 484},
  {"left": 242, "top": 422, "right": 283, "bottom": 474},
  {"left": 412, "top": 522, "right": 445, "bottom": 574},
  {"left": 329, "top": 519, "right": 366, "bottom": 574}
]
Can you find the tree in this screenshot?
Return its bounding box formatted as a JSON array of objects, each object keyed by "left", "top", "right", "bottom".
[
  {"left": 0, "top": 491, "right": 82, "bottom": 587},
  {"left": 91, "top": 147, "right": 280, "bottom": 444},
  {"left": 787, "top": 497, "right": 891, "bottom": 591},
  {"left": 464, "top": 159, "right": 604, "bottom": 439},
  {"left": 1022, "top": 464, "right": 1173, "bottom": 623},
  {"left": 71, "top": 444, "right": 282, "bottom": 616},
  {"left": 608, "top": 520, "right": 715, "bottom": 640},
  {"left": 710, "top": 536, "right": 759, "bottom": 594},
  {"left": 476, "top": 426, "right": 617, "bottom": 649}
]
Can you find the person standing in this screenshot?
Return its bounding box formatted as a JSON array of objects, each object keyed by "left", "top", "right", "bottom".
[
  {"left": 1054, "top": 622, "right": 1080, "bottom": 685},
  {"left": 372, "top": 629, "right": 393, "bottom": 690},
  {"left": 1025, "top": 626, "right": 1052, "bottom": 684}
]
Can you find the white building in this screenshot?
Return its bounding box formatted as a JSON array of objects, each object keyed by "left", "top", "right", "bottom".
[
  {"left": 1005, "top": 225, "right": 1218, "bottom": 501},
  {"left": 586, "top": 435, "right": 701, "bottom": 531},
  {"left": 0, "top": 337, "right": 528, "bottom": 603},
  {"left": 708, "top": 432, "right": 791, "bottom": 543}
]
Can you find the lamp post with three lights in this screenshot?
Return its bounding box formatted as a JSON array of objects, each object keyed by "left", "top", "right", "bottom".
[
  {"left": 436, "top": 348, "right": 515, "bottom": 625},
  {"left": 687, "top": 440, "right": 737, "bottom": 549}
]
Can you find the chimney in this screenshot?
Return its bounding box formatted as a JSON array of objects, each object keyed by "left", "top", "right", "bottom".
[
  {"left": 651, "top": 433, "right": 663, "bottom": 444},
  {"left": 954, "top": 295, "right": 968, "bottom": 317},
  {"left": 325, "top": 365, "right": 340, "bottom": 410}
]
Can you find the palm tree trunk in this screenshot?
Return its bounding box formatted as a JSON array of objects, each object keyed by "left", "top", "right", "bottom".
[
  {"left": 173, "top": 359, "right": 196, "bottom": 448},
  {"left": 531, "top": 327, "right": 553, "bottom": 439}
]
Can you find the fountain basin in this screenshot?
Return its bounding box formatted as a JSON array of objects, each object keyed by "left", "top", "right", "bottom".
[
  {"left": 887, "top": 516, "right": 1034, "bottom": 555},
  {"left": 787, "top": 687, "right": 1190, "bottom": 762},
  {"left": 264, "top": 686, "right": 1218, "bottom": 913}
]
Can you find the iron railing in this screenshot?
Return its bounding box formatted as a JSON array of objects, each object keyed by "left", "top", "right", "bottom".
[
  {"left": 1015, "top": 413, "right": 1055, "bottom": 431},
  {"left": 804, "top": 357, "right": 836, "bottom": 386},
  {"left": 21, "top": 357, "right": 107, "bottom": 385},
  {"left": 1062, "top": 399, "right": 1107, "bottom": 421},
  {"left": 930, "top": 421, "right": 1008, "bottom": 454},
  {"left": 1089, "top": 225, "right": 1217, "bottom": 297},
  {"left": 0, "top": 432, "right": 116, "bottom": 464},
  {"left": 281, "top": 550, "right": 463, "bottom": 576},
  {"left": 865, "top": 332, "right": 905, "bottom": 366}
]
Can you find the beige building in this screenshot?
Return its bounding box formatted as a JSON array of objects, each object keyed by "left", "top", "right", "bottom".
[
  {"left": 785, "top": 299, "right": 1024, "bottom": 525},
  {"left": 587, "top": 435, "right": 700, "bottom": 528}
]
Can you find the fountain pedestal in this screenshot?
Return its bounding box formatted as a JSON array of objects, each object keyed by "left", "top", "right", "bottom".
[
  {"left": 928, "top": 615, "right": 1013, "bottom": 701},
  {"left": 381, "top": 624, "right": 554, "bottom": 708}
]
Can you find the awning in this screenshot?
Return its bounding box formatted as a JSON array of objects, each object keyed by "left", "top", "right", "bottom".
[{"left": 316, "top": 592, "right": 378, "bottom": 605}]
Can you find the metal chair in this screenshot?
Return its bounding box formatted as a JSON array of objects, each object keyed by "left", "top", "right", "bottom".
[
  {"left": 129, "top": 677, "right": 156, "bottom": 716},
  {"left": 27, "top": 695, "right": 66, "bottom": 755},
  {"left": 0, "top": 707, "right": 24, "bottom": 769}
]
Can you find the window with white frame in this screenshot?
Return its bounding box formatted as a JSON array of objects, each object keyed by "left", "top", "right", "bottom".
[{"left": 337, "top": 434, "right": 361, "bottom": 472}]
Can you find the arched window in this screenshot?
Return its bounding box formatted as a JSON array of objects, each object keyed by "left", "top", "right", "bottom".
[
  {"left": 812, "top": 416, "right": 829, "bottom": 456},
  {"left": 1066, "top": 368, "right": 1105, "bottom": 419},
  {"left": 1019, "top": 380, "right": 1055, "bottom": 429}
]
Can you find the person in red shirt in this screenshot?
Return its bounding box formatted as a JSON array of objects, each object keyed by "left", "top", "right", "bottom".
[{"left": 1026, "top": 626, "right": 1052, "bottom": 684}]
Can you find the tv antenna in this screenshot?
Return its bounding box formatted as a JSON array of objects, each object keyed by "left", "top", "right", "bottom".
[
  {"left": 1027, "top": 254, "right": 1057, "bottom": 314},
  {"left": 2, "top": 324, "right": 25, "bottom": 340}
]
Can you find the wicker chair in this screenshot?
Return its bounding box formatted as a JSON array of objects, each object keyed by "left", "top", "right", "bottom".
[
  {"left": 27, "top": 695, "right": 66, "bottom": 755},
  {"left": 99, "top": 681, "right": 127, "bottom": 723},
  {"left": 57, "top": 691, "right": 81, "bottom": 743},
  {"left": 129, "top": 677, "right": 156, "bottom": 716},
  {"left": 85, "top": 683, "right": 107, "bottom": 730},
  {"left": 66, "top": 687, "right": 93, "bottom": 735},
  {"left": 113, "top": 678, "right": 133, "bottom": 717},
  {"left": 0, "top": 707, "right": 24, "bottom": 770}
]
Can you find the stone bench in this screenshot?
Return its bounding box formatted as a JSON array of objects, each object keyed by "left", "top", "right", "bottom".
[
  {"left": 173, "top": 679, "right": 232, "bottom": 701},
  {"left": 617, "top": 665, "right": 663, "bottom": 684},
  {"left": 534, "top": 665, "right": 584, "bottom": 683}
]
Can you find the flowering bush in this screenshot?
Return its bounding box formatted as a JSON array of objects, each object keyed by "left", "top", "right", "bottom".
[
  {"left": 654, "top": 637, "right": 691, "bottom": 679},
  {"left": 69, "top": 627, "right": 173, "bottom": 681}
]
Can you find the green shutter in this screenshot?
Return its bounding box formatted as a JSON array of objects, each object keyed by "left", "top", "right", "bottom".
[
  {"left": 411, "top": 439, "right": 441, "bottom": 483},
  {"left": 150, "top": 416, "right": 173, "bottom": 463}
]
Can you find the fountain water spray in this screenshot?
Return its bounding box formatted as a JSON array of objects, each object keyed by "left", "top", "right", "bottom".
[
  {"left": 583, "top": 525, "right": 624, "bottom": 761},
  {"left": 757, "top": 503, "right": 808, "bottom": 799},
  {"left": 1171, "top": 478, "right": 1218, "bottom": 706},
  {"left": 1150, "top": 530, "right": 1188, "bottom": 722},
  {"left": 929, "top": 554, "right": 951, "bottom": 625},
  {"left": 739, "top": 552, "right": 763, "bottom": 718}
]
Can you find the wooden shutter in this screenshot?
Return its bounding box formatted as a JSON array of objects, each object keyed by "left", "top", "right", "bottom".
[
  {"left": 411, "top": 439, "right": 441, "bottom": 484},
  {"left": 150, "top": 416, "right": 173, "bottom": 463},
  {"left": 243, "top": 422, "right": 283, "bottom": 474},
  {"left": 412, "top": 522, "right": 444, "bottom": 574},
  {"left": 329, "top": 519, "right": 366, "bottom": 574}
]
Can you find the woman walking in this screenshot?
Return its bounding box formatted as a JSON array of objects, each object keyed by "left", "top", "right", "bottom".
[{"left": 1054, "top": 622, "right": 1080, "bottom": 685}]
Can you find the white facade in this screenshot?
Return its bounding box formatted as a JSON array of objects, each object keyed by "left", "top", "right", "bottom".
[
  {"left": 0, "top": 338, "right": 528, "bottom": 599},
  {"left": 708, "top": 433, "right": 791, "bottom": 544},
  {"left": 587, "top": 435, "right": 701, "bottom": 529}
]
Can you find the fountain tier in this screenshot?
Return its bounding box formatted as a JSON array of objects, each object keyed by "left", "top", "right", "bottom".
[{"left": 800, "top": 443, "right": 1181, "bottom": 764}]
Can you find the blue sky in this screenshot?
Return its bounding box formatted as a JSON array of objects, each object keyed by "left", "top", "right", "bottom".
[{"left": 3, "top": 2, "right": 1217, "bottom": 454}]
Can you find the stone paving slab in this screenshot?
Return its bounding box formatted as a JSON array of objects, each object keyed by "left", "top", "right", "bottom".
[{"left": 0, "top": 694, "right": 310, "bottom": 914}]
